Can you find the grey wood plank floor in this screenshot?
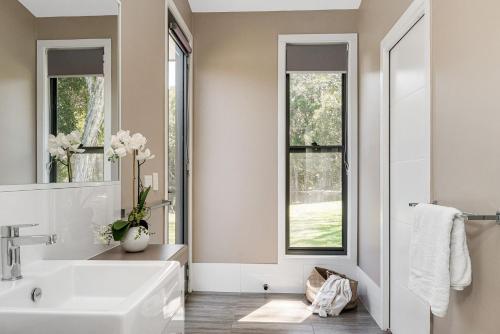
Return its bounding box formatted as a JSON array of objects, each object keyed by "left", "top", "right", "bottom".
[{"left": 185, "top": 293, "right": 386, "bottom": 334}]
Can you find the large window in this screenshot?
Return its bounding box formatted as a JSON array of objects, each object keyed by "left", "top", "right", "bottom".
[{"left": 285, "top": 43, "right": 349, "bottom": 255}]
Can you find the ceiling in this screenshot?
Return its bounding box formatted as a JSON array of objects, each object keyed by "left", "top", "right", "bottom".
[
  {"left": 17, "top": 0, "right": 119, "bottom": 17},
  {"left": 188, "top": 0, "right": 362, "bottom": 12}
]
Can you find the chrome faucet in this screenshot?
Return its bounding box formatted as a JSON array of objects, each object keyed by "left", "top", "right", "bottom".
[{"left": 1, "top": 224, "right": 57, "bottom": 281}]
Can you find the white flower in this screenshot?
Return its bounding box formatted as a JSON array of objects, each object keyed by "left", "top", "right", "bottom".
[
  {"left": 47, "top": 131, "right": 84, "bottom": 161},
  {"left": 136, "top": 148, "right": 155, "bottom": 161},
  {"left": 67, "top": 131, "right": 82, "bottom": 144},
  {"left": 129, "top": 133, "right": 147, "bottom": 151},
  {"left": 115, "top": 146, "right": 127, "bottom": 158},
  {"left": 107, "top": 129, "right": 154, "bottom": 164},
  {"left": 116, "top": 130, "right": 131, "bottom": 146},
  {"left": 110, "top": 135, "right": 122, "bottom": 149},
  {"left": 56, "top": 133, "right": 70, "bottom": 149}
]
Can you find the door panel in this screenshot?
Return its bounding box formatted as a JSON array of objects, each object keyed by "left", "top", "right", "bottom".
[{"left": 389, "top": 17, "right": 430, "bottom": 334}]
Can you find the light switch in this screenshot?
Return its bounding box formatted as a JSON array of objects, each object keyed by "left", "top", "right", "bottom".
[
  {"left": 152, "top": 173, "right": 159, "bottom": 191},
  {"left": 144, "top": 175, "right": 153, "bottom": 188}
]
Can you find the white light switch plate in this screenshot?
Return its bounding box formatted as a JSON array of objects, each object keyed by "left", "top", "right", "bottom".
[
  {"left": 152, "top": 173, "right": 159, "bottom": 191},
  {"left": 144, "top": 175, "right": 153, "bottom": 188}
]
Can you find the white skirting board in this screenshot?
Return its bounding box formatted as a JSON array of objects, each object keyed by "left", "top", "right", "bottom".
[
  {"left": 356, "top": 267, "right": 383, "bottom": 328},
  {"left": 190, "top": 262, "right": 358, "bottom": 294}
]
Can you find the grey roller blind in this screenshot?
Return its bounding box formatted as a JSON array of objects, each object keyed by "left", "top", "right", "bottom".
[
  {"left": 47, "top": 48, "right": 104, "bottom": 77},
  {"left": 286, "top": 44, "right": 348, "bottom": 72}
]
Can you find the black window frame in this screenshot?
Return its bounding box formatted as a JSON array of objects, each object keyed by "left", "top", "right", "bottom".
[
  {"left": 49, "top": 77, "right": 105, "bottom": 183},
  {"left": 285, "top": 72, "right": 348, "bottom": 256}
]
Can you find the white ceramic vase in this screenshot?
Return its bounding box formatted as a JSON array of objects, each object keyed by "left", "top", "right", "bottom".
[{"left": 121, "top": 226, "right": 150, "bottom": 252}]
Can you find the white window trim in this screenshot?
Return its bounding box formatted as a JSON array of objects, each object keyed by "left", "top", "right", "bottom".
[
  {"left": 36, "top": 39, "right": 112, "bottom": 184},
  {"left": 277, "top": 34, "right": 358, "bottom": 262}
]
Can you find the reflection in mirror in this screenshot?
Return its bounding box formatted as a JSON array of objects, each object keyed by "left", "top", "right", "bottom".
[{"left": 0, "top": 0, "right": 120, "bottom": 185}]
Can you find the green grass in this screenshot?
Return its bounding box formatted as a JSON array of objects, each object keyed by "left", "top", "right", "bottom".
[
  {"left": 289, "top": 201, "right": 342, "bottom": 248},
  {"left": 167, "top": 201, "right": 342, "bottom": 247},
  {"left": 168, "top": 211, "right": 176, "bottom": 244}
]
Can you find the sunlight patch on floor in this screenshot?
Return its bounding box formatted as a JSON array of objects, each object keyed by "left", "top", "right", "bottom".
[{"left": 238, "top": 300, "right": 312, "bottom": 324}]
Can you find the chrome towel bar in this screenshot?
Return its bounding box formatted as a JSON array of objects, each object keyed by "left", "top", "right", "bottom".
[{"left": 409, "top": 202, "right": 500, "bottom": 223}]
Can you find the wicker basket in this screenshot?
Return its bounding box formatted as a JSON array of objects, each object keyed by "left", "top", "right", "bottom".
[{"left": 305, "top": 267, "right": 359, "bottom": 311}]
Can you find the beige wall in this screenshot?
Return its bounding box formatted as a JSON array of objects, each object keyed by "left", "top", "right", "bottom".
[
  {"left": 0, "top": 0, "right": 36, "bottom": 185},
  {"left": 121, "top": 0, "right": 167, "bottom": 242},
  {"left": 356, "top": 0, "right": 412, "bottom": 284},
  {"left": 173, "top": 0, "right": 193, "bottom": 31},
  {"left": 192, "top": 10, "right": 358, "bottom": 263},
  {"left": 431, "top": 0, "right": 500, "bottom": 333},
  {"left": 120, "top": 0, "right": 192, "bottom": 242}
]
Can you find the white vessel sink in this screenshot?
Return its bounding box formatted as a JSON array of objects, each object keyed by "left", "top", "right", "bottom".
[{"left": 0, "top": 260, "right": 183, "bottom": 334}]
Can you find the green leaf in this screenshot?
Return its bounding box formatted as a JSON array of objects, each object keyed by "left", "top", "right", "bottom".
[
  {"left": 137, "top": 186, "right": 151, "bottom": 211},
  {"left": 111, "top": 220, "right": 130, "bottom": 241}
]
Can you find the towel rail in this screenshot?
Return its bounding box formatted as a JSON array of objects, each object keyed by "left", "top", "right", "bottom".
[{"left": 409, "top": 202, "right": 500, "bottom": 223}]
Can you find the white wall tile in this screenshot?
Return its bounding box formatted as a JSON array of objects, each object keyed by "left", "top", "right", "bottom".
[{"left": 0, "top": 183, "right": 120, "bottom": 265}]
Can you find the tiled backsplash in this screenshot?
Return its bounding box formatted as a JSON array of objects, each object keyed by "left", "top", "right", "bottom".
[{"left": 0, "top": 182, "right": 120, "bottom": 265}]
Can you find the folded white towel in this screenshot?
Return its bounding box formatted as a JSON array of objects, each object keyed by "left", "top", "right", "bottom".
[
  {"left": 310, "top": 274, "right": 352, "bottom": 317},
  {"left": 408, "top": 204, "right": 472, "bottom": 317}
]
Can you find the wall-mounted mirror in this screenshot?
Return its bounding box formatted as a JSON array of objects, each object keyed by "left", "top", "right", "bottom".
[{"left": 0, "top": 0, "right": 120, "bottom": 185}]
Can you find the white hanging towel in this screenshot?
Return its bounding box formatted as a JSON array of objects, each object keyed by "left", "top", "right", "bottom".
[
  {"left": 310, "top": 274, "right": 352, "bottom": 317},
  {"left": 409, "top": 203, "right": 472, "bottom": 317}
]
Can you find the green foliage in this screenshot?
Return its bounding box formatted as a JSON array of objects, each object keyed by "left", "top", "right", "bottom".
[
  {"left": 56, "top": 77, "right": 104, "bottom": 144},
  {"left": 111, "top": 220, "right": 130, "bottom": 241},
  {"left": 289, "top": 73, "right": 342, "bottom": 146},
  {"left": 137, "top": 186, "right": 151, "bottom": 212},
  {"left": 54, "top": 77, "right": 105, "bottom": 182},
  {"left": 110, "top": 186, "right": 152, "bottom": 241},
  {"left": 288, "top": 73, "right": 344, "bottom": 202}
]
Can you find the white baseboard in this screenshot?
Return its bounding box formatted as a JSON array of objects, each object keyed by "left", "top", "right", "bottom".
[
  {"left": 356, "top": 266, "right": 383, "bottom": 329},
  {"left": 191, "top": 262, "right": 357, "bottom": 294}
]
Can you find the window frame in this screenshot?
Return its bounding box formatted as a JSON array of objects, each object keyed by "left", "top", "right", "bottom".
[
  {"left": 277, "top": 34, "right": 358, "bottom": 261},
  {"left": 285, "top": 72, "right": 348, "bottom": 255},
  {"left": 167, "top": 27, "right": 190, "bottom": 245},
  {"left": 37, "top": 39, "right": 112, "bottom": 184}
]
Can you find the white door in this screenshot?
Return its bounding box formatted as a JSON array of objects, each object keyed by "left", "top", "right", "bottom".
[{"left": 389, "top": 17, "right": 430, "bottom": 334}]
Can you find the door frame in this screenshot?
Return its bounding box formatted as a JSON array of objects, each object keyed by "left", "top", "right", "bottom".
[{"left": 379, "top": 0, "right": 431, "bottom": 330}]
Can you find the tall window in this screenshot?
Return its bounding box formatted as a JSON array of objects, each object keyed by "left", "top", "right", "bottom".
[
  {"left": 285, "top": 43, "right": 348, "bottom": 255},
  {"left": 168, "top": 12, "right": 191, "bottom": 244}
]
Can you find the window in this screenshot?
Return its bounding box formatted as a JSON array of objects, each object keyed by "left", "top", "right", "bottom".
[
  {"left": 168, "top": 12, "right": 192, "bottom": 244},
  {"left": 284, "top": 42, "right": 350, "bottom": 255},
  {"left": 37, "top": 40, "right": 112, "bottom": 184}
]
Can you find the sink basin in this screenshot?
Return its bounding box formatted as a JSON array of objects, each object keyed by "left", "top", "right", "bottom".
[{"left": 0, "top": 260, "right": 184, "bottom": 334}]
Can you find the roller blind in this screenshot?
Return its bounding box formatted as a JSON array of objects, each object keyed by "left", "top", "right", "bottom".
[
  {"left": 168, "top": 12, "right": 192, "bottom": 54},
  {"left": 286, "top": 44, "right": 348, "bottom": 72},
  {"left": 47, "top": 48, "right": 104, "bottom": 77}
]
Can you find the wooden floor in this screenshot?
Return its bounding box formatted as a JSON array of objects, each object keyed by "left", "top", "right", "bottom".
[{"left": 184, "top": 293, "right": 385, "bottom": 334}]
